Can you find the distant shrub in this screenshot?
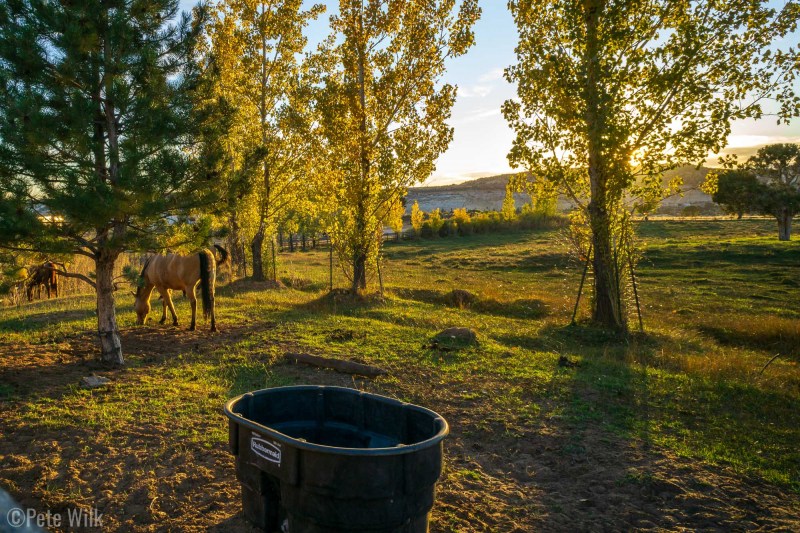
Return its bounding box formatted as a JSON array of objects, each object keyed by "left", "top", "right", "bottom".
[
  {"left": 439, "top": 219, "right": 457, "bottom": 237},
  {"left": 420, "top": 220, "right": 435, "bottom": 238},
  {"left": 411, "top": 200, "right": 424, "bottom": 237},
  {"left": 452, "top": 208, "right": 471, "bottom": 225},
  {"left": 428, "top": 208, "right": 445, "bottom": 235},
  {"left": 501, "top": 187, "right": 518, "bottom": 222},
  {"left": 681, "top": 205, "right": 702, "bottom": 217},
  {"left": 404, "top": 204, "right": 566, "bottom": 240}
]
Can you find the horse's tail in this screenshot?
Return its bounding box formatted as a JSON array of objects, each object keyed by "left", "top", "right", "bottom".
[
  {"left": 199, "top": 250, "right": 214, "bottom": 320},
  {"left": 213, "top": 244, "right": 229, "bottom": 267}
]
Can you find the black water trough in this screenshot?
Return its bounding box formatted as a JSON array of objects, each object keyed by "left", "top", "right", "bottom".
[{"left": 224, "top": 385, "right": 450, "bottom": 533}]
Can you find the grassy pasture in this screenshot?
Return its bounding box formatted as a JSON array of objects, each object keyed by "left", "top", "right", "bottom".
[{"left": 1, "top": 218, "right": 798, "bottom": 531}]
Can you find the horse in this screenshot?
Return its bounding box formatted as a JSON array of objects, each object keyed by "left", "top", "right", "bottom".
[
  {"left": 26, "top": 261, "right": 58, "bottom": 302},
  {"left": 134, "top": 245, "right": 228, "bottom": 332}
]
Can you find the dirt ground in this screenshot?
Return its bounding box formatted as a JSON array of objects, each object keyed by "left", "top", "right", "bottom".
[{"left": 1, "top": 327, "right": 799, "bottom": 532}]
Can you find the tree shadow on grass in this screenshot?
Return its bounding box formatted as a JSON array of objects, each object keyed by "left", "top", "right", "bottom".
[
  {"left": 392, "top": 287, "right": 549, "bottom": 319},
  {"left": 698, "top": 323, "right": 800, "bottom": 358},
  {"left": 498, "top": 324, "right": 800, "bottom": 529},
  {"left": 0, "top": 308, "right": 95, "bottom": 334}
]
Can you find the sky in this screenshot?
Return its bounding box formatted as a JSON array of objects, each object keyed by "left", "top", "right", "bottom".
[{"left": 180, "top": 0, "right": 800, "bottom": 187}]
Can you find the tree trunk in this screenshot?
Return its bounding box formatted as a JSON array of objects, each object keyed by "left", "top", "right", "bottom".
[
  {"left": 96, "top": 253, "right": 123, "bottom": 365},
  {"left": 269, "top": 232, "right": 278, "bottom": 282},
  {"left": 584, "top": 0, "right": 626, "bottom": 331},
  {"left": 251, "top": 223, "right": 266, "bottom": 281},
  {"left": 349, "top": 11, "right": 371, "bottom": 296},
  {"left": 777, "top": 209, "right": 792, "bottom": 241},
  {"left": 228, "top": 212, "right": 245, "bottom": 278},
  {"left": 352, "top": 253, "right": 368, "bottom": 293},
  {"left": 588, "top": 205, "right": 625, "bottom": 329}
]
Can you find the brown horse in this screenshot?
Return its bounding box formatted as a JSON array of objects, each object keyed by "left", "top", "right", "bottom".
[
  {"left": 134, "top": 245, "right": 228, "bottom": 331},
  {"left": 26, "top": 261, "right": 58, "bottom": 302}
]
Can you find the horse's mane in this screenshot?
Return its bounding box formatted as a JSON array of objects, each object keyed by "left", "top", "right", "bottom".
[{"left": 136, "top": 257, "right": 153, "bottom": 297}]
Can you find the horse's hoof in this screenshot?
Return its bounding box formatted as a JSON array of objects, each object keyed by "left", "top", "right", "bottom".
[
  {"left": 189, "top": 325, "right": 196, "bottom": 331},
  {"left": 173, "top": 321, "right": 179, "bottom": 327},
  {"left": 159, "top": 318, "right": 166, "bottom": 325},
  {"left": 211, "top": 326, "right": 218, "bottom": 333}
]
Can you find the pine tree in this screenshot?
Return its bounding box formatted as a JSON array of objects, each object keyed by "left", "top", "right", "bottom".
[{"left": 0, "top": 0, "right": 224, "bottom": 364}]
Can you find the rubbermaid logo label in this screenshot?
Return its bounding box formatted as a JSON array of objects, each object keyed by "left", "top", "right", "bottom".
[{"left": 251, "top": 436, "right": 282, "bottom": 465}]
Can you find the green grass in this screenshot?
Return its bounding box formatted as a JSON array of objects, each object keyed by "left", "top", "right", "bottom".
[{"left": 1, "top": 217, "right": 799, "bottom": 528}]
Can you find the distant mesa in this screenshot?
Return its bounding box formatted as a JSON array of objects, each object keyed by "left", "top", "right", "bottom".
[{"left": 405, "top": 166, "right": 717, "bottom": 215}]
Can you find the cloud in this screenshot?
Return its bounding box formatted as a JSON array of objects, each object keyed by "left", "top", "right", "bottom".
[
  {"left": 452, "top": 107, "right": 502, "bottom": 125},
  {"left": 458, "top": 84, "right": 493, "bottom": 98},
  {"left": 479, "top": 68, "right": 505, "bottom": 83},
  {"left": 707, "top": 135, "right": 800, "bottom": 163}
]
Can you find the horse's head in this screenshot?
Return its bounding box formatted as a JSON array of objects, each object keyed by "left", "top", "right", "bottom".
[
  {"left": 133, "top": 258, "right": 153, "bottom": 325},
  {"left": 133, "top": 285, "right": 151, "bottom": 325}
]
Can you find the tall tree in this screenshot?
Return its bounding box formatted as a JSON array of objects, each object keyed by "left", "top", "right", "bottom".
[
  {"left": 707, "top": 170, "right": 761, "bottom": 220},
  {"left": 206, "top": 0, "right": 323, "bottom": 282},
  {"left": 0, "top": 0, "right": 223, "bottom": 363},
  {"left": 707, "top": 144, "right": 800, "bottom": 239},
  {"left": 746, "top": 143, "right": 800, "bottom": 240},
  {"left": 504, "top": 0, "right": 800, "bottom": 330},
  {"left": 318, "top": 0, "right": 480, "bottom": 293}
]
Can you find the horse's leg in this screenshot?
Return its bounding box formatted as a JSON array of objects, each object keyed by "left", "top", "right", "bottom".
[
  {"left": 159, "top": 289, "right": 168, "bottom": 325},
  {"left": 210, "top": 292, "right": 217, "bottom": 333},
  {"left": 165, "top": 290, "right": 179, "bottom": 326},
  {"left": 188, "top": 285, "right": 197, "bottom": 331}
]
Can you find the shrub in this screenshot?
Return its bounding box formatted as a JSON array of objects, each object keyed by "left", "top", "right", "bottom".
[
  {"left": 681, "top": 205, "right": 702, "bottom": 217},
  {"left": 411, "top": 200, "right": 424, "bottom": 237},
  {"left": 439, "top": 219, "right": 457, "bottom": 237},
  {"left": 452, "top": 207, "right": 471, "bottom": 225},
  {"left": 420, "top": 220, "right": 435, "bottom": 238},
  {"left": 428, "top": 208, "right": 445, "bottom": 234}
]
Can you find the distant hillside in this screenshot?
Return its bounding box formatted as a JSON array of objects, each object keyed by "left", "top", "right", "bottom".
[{"left": 405, "top": 166, "right": 715, "bottom": 214}]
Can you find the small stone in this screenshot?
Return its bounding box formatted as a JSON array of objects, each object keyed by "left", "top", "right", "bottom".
[{"left": 80, "top": 376, "right": 111, "bottom": 388}]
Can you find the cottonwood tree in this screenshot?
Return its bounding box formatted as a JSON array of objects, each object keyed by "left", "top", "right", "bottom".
[
  {"left": 746, "top": 144, "right": 800, "bottom": 240},
  {"left": 708, "top": 144, "right": 800, "bottom": 239},
  {"left": 206, "top": 0, "right": 324, "bottom": 282},
  {"left": 318, "top": 0, "right": 480, "bottom": 293},
  {"left": 504, "top": 0, "right": 800, "bottom": 330},
  {"left": 0, "top": 1, "right": 223, "bottom": 363},
  {"left": 706, "top": 170, "right": 761, "bottom": 220}
]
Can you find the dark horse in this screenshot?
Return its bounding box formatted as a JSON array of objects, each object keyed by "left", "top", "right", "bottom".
[
  {"left": 134, "top": 245, "right": 228, "bottom": 332},
  {"left": 26, "top": 261, "right": 58, "bottom": 301}
]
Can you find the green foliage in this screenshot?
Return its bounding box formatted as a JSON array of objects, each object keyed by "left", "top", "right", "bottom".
[{"left": 708, "top": 170, "right": 761, "bottom": 219}]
